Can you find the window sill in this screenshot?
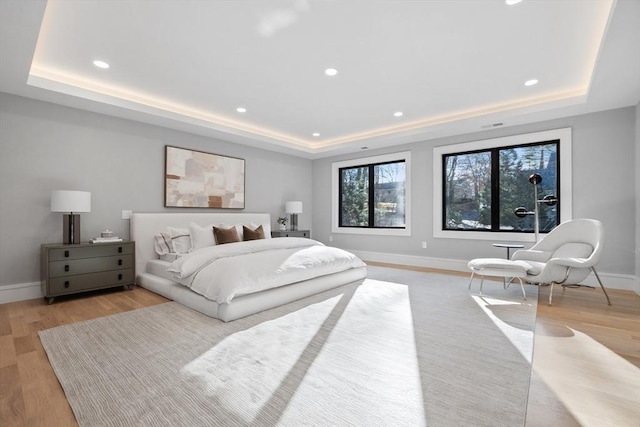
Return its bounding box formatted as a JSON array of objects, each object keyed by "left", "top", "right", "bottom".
[
  {"left": 332, "top": 227, "right": 411, "bottom": 237},
  {"left": 434, "top": 229, "right": 539, "bottom": 242}
]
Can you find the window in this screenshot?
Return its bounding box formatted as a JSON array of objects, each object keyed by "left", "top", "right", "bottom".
[
  {"left": 333, "top": 152, "right": 411, "bottom": 236},
  {"left": 433, "top": 128, "right": 572, "bottom": 241},
  {"left": 444, "top": 140, "right": 559, "bottom": 232}
]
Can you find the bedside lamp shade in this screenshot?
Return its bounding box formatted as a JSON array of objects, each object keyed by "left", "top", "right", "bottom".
[
  {"left": 51, "top": 190, "right": 91, "bottom": 244},
  {"left": 285, "top": 201, "right": 302, "bottom": 231}
]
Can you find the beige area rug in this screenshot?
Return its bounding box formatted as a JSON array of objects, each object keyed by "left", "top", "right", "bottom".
[{"left": 39, "top": 266, "right": 538, "bottom": 427}]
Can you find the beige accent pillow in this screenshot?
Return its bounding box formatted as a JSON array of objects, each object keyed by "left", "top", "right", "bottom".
[
  {"left": 213, "top": 225, "right": 241, "bottom": 245},
  {"left": 243, "top": 225, "right": 265, "bottom": 241}
]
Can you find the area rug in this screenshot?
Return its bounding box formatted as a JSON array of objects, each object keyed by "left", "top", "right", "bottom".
[{"left": 39, "top": 266, "right": 538, "bottom": 426}]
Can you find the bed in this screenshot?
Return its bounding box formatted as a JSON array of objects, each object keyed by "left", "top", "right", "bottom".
[{"left": 131, "top": 212, "right": 367, "bottom": 321}]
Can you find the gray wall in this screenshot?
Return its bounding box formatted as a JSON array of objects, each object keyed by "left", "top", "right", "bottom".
[
  {"left": 636, "top": 102, "right": 640, "bottom": 280},
  {"left": 312, "top": 106, "right": 638, "bottom": 277},
  {"left": 0, "top": 93, "right": 312, "bottom": 287}
]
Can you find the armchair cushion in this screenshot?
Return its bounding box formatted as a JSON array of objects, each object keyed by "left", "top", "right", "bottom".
[{"left": 552, "top": 242, "right": 593, "bottom": 259}]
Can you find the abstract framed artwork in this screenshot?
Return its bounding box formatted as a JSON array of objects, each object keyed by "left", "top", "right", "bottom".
[{"left": 165, "top": 146, "right": 245, "bottom": 208}]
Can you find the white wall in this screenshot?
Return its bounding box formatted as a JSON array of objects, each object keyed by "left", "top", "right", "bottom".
[
  {"left": 0, "top": 93, "right": 312, "bottom": 289},
  {"left": 636, "top": 102, "right": 640, "bottom": 283},
  {"left": 313, "top": 107, "right": 638, "bottom": 290}
]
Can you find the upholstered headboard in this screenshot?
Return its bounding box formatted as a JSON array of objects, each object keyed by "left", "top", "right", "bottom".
[{"left": 130, "top": 212, "right": 271, "bottom": 280}]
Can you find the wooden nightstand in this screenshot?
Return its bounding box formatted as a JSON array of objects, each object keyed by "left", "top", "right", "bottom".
[
  {"left": 271, "top": 230, "right": 311, "bottom": 238},
  {"left": 41, "top": 241, "right": 135, "bottom": 304}
]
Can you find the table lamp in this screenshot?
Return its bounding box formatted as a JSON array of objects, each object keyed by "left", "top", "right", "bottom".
[
  {"left": 51, "top": 190, "right": 91, "bottom": 244},
  {"left": 285, "top": 201, "right": 303, "bottom": 231}
]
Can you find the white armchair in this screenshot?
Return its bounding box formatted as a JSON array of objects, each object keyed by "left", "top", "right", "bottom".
[{"left": 511, "top": 218, "right": 611, "bottom": 306}]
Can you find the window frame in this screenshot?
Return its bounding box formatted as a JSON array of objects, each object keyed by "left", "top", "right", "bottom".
[
  {"left": 433, "top": 128, "right": 572, "bottom": 241},
  {"left": 332, "top": 151, "right": 411, "bottom": 236}
]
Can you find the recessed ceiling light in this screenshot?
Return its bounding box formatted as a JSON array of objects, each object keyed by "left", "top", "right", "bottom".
[
  {"left": 93, "top": 60, "right": 110, "bottom": 69},
  {"left": 324, "top": 68, "right": 338, "bottom": 76},
  {"left": 236, "top": 107, "right": 247, "bottom": 113},
  {"left": 312, "top": 132, "right": 320, "bottom": 137},
  {"left": 393, "top": 111, "right": 403, "bottom": 117},
  {"left": 524, "top": 79, "right": 538, "bottom": 86},
  {"left": 506, "top": 0, "right": 522, "bottom": 5}
]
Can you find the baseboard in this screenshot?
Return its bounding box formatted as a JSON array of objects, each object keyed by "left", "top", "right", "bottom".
[
  {"left": 2, "top": 253, "right": 638, "bottom": 304},
  {"left": 0, "top": 281, "right": 43, "bottom": 304},
  {"left": 352, "top": 250, "right": 640, "bottom": 295}
]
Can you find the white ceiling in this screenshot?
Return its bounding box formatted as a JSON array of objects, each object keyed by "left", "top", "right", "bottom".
[{"left": 1, "top": 0, "right": 639, "bottom": 159}]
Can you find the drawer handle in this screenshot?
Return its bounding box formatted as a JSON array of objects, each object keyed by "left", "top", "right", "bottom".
[
  {"left": 64, "top": 281, "right": 70, "bottom": 288},
  {"left": 118, "top": 273, "right": 123, "bottom": 280},
  {"left": 118, "top": 246, "right": 123, "bottom": 253},
  {"left": 64, "top": 265, "right": 70, "bottom": 272},
  {"left": 118, "top": 259, "right": 123, "bottom": 266},
  {"left": 64, "top": 250, "right": 70, "bottom": 257}
]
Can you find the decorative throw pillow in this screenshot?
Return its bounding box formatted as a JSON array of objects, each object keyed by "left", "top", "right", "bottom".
[
  {"left": 243, "top": 224, "right": 265, "bottom": 241},
  {"left": 167, "top": 227, "right": 191, "bottom": 253},
  {"left": 249, "top": 222, "right": 271, "bottom": 238},
  {"left": 213, "top": 225, "right": 241, "bottom": 245},
  {"left": 153, "top": 232, "right": 174, "bottom": 255},
  {"left": 216, "top": 223, "right": 244, "bottom": 240},
  {"left": 189, "top": 222, "right": 216, "bottom": 251}
]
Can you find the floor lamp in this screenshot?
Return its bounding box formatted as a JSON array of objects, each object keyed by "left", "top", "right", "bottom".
[
  {"left": 514, "top": 173, "right": 556, "bottom": 242},
  {"left": 51, "top": 190, "right": 91, "bottom": 244}
]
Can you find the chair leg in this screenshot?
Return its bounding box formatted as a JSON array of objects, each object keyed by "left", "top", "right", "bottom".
[
  {"left": 592, "top": 267, "right": 612, "bottom": 306},
  {"left": 516, "top": 277, "right": 526, "bottom": 301},
  {"left": 548, "top": 282, "right": 554, "bottom": 306},
  {"left": 468, "top": 271, "right": 475, "bottom": 289}
]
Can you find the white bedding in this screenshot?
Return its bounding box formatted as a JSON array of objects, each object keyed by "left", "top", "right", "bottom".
[{"left": 168, "top": 238, "right": 365, "bottom": 304}]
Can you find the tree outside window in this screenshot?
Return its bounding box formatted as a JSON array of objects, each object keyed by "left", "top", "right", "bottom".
[
  {"left": 340, "top": 160, "right": 406, "bottom": 228},
  {"left": 444, "top": 140, "right": 559, "bottom": 233}
]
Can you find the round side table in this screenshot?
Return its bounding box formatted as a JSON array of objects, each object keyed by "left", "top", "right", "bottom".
[{"left": 492, "top": 243, "right": 524, "bottom": 259}]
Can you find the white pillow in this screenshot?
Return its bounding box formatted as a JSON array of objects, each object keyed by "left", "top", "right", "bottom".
[
  {"left": 168, "top": 227, "right": 191, "bottom": 253},
  {"left": 189, "top": 222, "right": 216, "bottom": 251},
  {"left": 153, "top": 232, "right": 173, "bottom": 255}
]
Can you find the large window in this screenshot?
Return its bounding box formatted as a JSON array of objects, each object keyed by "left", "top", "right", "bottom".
[
  {"left": 443, "top": 140, "right": 559, "bottom": 233},
  {"left": 333, "top": 152, "right": 411, "bottom": 236},
  {"left": 433, "top": 128, "right": 572, "bottom": 241}
]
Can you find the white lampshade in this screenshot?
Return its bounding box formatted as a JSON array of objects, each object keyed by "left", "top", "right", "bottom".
[
  {"left": 51, "top": 190, "right": 91, "bottom": 213},
  {"left": 285, "top": 201, "right": 303, "bottom": 214}
]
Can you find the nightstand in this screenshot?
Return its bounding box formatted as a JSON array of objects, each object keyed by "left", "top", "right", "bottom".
[
  {"left": 41, "top": 241, "right": 135, "bottom": 304},
  {"left": 271, "top": 230, "right": 311, "bottom": 238}
]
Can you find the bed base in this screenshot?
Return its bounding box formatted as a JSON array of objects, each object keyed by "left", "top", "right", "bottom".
[{"left": 137, "top": 267, "right": 367, "bottom": 322}]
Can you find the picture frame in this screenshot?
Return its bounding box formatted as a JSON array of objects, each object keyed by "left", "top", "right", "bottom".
[{"left": 164, "top": 145, "right": 245, "bottom": 209}]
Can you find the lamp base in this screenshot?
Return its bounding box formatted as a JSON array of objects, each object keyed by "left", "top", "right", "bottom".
[
  {"left": 290, "top": 214, "right": 298, "bottom": 231},
  {"left": 63, "top": 214, "right": 81, "bottom": 244}
]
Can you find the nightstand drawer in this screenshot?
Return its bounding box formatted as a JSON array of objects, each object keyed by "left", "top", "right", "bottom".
[
  {"left": 49, "top": 255, "right": 134, "bottom": 278},
  {"left": 49, "top": 269, "right": 134, "bottom": 295},
  {"left": 48, "top": 243, "right": 133, "bottom": 261},
  {"left": 271, "top": 230, "right": 310, "bottom": 238}
]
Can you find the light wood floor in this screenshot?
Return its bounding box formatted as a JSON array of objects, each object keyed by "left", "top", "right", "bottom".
[{"left": 1, "top": 268, "right": 639, "bottom": 426}]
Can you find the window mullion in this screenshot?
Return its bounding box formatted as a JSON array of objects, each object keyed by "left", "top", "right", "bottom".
[
  {"left": 490, "top": 148, "right": 500, "bottom": 232},
  {"left": 368, "top": 165, "right": 375, "bottom": 227}
]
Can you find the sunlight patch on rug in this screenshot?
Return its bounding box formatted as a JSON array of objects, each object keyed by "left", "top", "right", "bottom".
[
  {"left": 472, "top": 294, "right": 535, "bottom": 363},
  {"left": 182, "top": 280, "right": 425, "bottom": 425}
]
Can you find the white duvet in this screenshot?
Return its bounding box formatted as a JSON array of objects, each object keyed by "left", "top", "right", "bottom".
[{"left": 167, "top": 238, "right": 366, "bottom": 304}]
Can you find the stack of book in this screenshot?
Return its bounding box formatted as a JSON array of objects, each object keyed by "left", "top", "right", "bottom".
[{"left": 89, "top": 236, "right": 123, "bottom": 244}]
